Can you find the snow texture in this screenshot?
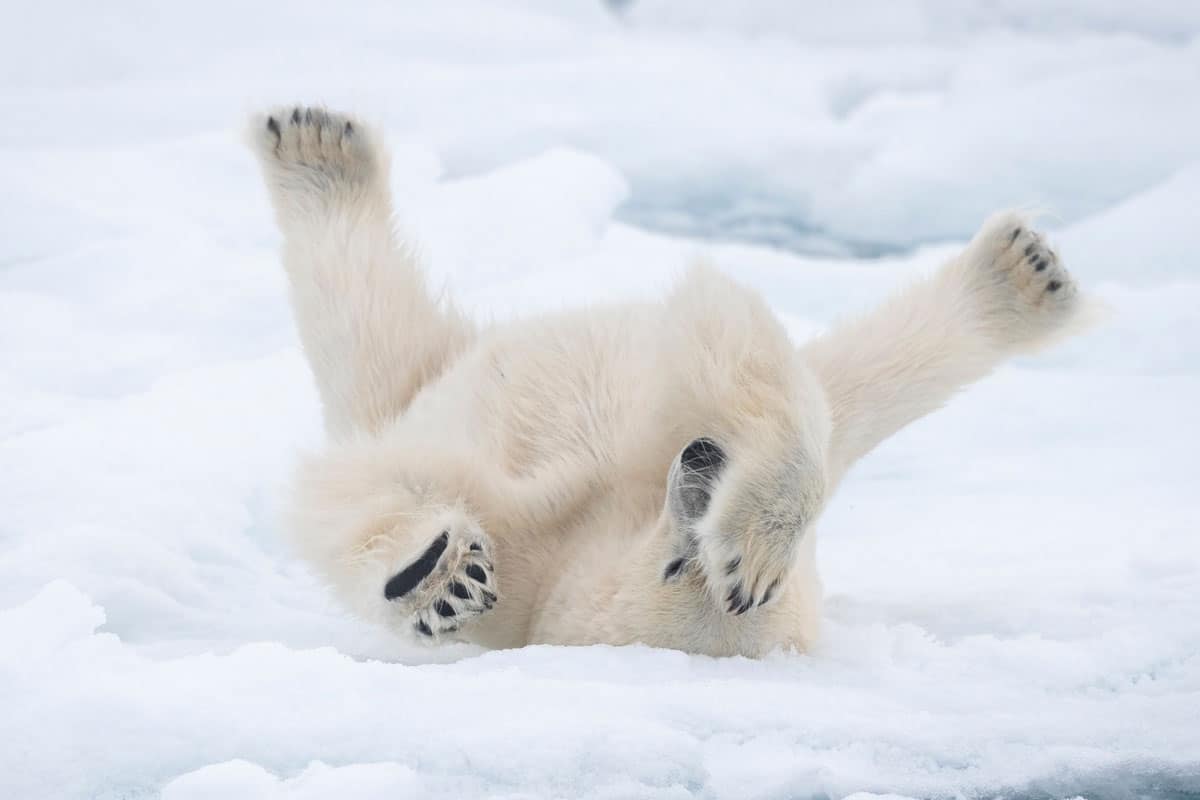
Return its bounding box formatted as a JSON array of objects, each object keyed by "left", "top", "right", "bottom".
[{"left": 2, "top": 2, "right": 1199, "bottom": 798}]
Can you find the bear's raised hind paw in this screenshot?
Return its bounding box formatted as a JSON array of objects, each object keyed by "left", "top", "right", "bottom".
[{"left": 965, "top": 212, "right": 1081, "bottom": 346}]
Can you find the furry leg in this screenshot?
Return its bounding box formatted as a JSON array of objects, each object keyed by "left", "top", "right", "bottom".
[
  {"left": 250, "top": 105, "right": 474, "bottom": 439},
  {"left": 803, "top": 211, "right": 1084, "bottom": 484}
]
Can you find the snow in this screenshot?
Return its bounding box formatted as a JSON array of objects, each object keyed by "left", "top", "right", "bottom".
[{"left": 2, "top": 1, "right": 1199, "bottom": 798}]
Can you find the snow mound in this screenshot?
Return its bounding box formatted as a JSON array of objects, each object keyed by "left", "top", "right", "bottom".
[{"left": 3, "top": 580, "right": 1197, "bottom": 798}]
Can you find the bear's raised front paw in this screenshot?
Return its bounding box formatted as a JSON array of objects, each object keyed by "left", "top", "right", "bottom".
[
  {"left": 383, "top": 526, "right": 496, "bottom": 641},
  {"left": 966, "top": 212, "right": 1080, "bottom": 344},
  {"left": 251, "top": 105, "right": 380, "bottom": 207}
]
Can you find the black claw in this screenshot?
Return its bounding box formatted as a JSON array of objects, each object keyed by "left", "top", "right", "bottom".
[
  {"left": 465, "top": 563, "right": 488, "bottom": 584},
  {"left": 481, "top": 589, "right": 497, "bottom": 608},
  {"left": 1034, "top": 258, "right": 1047, "bottom": 272},
  {"left": 266, "top": 116, "right": 280, "bottom": 139},
  {"left": 726, "top": 583, "right": 744, "bottom": 613},
  {"left": 434, "top": 599, "right": 456, "bottom": 618},
  {"left": 291, "top": 107, "right": 301, "bottom": 124},
  {"left": 663, "top": 557, "right": 686, "bottom": 581},
  {"left": 469, "top": 542, "right": 482, "bottom": 552},
  {"left": 344, "top": 121, "right": 354, "bottom": 136},
  {"left": 1047, "top": 280, "right": 1062, "bottom": 292},
  {"left": 759, "top": 580, "right": 779, "bottom": 607},
  {"left": 736, "top": 596, "right": 754, "bottom": 615},
  {"left": 724, "top": 557, "right": 741, "bottom": 576},
  {"left": 1009, "top": 227, "right": 1022, "bottom": 243},
  {"left": 449, "top": 581, "right": 471, "bottom": 600},
  {"left": 1024, "top": 243, "right": 1036, "bottom": 257},
  {"left": 383, "top": 532, "right": 449, "bottom": 600},
  {"left": 415, "top": 619, "right": 433, "bottom": 637},
  {"left": 303, "top": 107, "right": 313, "bottom": 124}
]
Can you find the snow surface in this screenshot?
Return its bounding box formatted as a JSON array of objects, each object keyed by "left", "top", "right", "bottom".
[{"left": 2, "top": 2, "right": 1200, "bottom": 798}]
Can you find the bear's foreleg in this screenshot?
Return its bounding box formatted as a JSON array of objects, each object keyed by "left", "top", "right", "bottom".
[{"left": 250, "top": 106, "right": 474, "bottom": 439}]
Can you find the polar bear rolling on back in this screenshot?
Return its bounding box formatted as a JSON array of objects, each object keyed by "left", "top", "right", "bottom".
[{"left": 252, "top": 106, "right": 1084, "bottom": 658}]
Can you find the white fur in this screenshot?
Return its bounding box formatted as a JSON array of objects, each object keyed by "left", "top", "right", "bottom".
[{"left": 250, "top": 106, "right": 1087, "bottom": 657}]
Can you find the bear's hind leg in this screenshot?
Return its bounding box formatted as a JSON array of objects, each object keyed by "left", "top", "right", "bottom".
[{"left": 804, "top": 212, "right": 1085, "bottom": 486}]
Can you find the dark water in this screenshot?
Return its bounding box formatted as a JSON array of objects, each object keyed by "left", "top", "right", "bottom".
[{"left": 998, "top": 772, "right": 1200, "bottom": 800}]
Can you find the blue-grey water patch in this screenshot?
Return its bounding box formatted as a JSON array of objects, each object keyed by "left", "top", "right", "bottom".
[{"left": 618, "top": 180, "right": 901, "bottom": 259}]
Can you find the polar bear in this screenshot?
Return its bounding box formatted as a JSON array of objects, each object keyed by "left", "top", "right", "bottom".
[{"left": 251, "top": 106, "right": 1084, "bottom": 658}]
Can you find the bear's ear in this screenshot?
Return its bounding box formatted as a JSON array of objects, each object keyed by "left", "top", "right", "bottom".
[{"left": 668, "top": 437, "right": 727, "bottom": 525}]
